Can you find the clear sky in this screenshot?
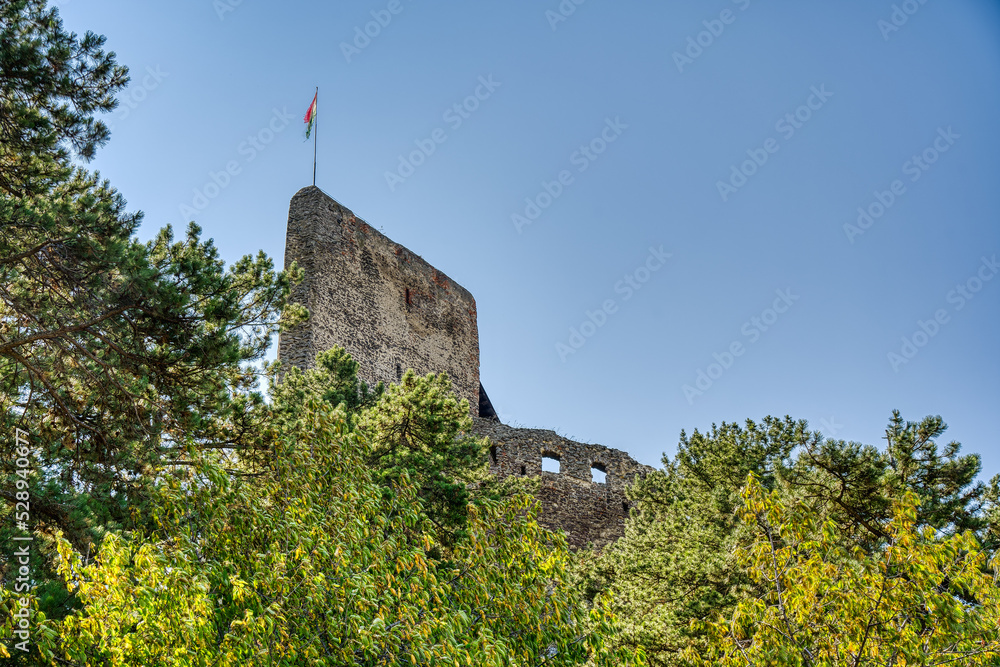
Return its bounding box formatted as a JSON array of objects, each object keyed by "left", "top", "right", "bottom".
[{"left": 55, "top": 0, "right": 999, "bottom": 478}]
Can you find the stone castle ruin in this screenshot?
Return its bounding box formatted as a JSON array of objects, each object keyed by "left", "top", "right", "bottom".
[{"left": 279, "top": 186, "right": 650, "bottom": 548}]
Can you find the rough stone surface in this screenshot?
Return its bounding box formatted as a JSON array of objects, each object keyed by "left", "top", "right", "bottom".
[
  {"left": 279, "top": 186, "right": 652, "bottom": 549},
  {"left": 474, "top": 418, "right": 652, "bottom": 550},
  {"left": 278, "top": 186, "right": 480, "bottom": 413}
]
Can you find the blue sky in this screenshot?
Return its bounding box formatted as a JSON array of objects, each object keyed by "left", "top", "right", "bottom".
[{"left": 56, "top": 0, "right": 999, "bottom": 478}]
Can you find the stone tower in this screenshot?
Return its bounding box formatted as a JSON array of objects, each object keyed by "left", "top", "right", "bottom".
[
  {"left": 278, "top": 186, "right": 482, "bottom": 412},
  {"left": 278, "top": 186, "right": 650, "bottom": 549}
]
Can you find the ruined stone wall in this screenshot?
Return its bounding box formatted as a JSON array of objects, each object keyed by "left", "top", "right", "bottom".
[
  {"left": 278, "top": 186, "right": 652, "bottom": 549},
  {"left": 278, "top": 186, "right": 481, "bottom": 412},
  {"left": 474, "top": 418, "right": 652, "bottom": 550}
]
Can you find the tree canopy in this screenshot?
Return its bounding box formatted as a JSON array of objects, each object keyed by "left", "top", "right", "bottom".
[
  {"left": 0, "top": 0, "right": 304, "bottom": 634},
  {"left": 690, "top": 475, "right": 1000, "bottom": 666},
  {"left": 0, "top": 0, "right": 126, "bottom": 197},
  {"left": 580, "top": 413, "right": 998, "bottom": 666},
  {"left": 8, "top": 384, "right": 639, "bottom": 666}
]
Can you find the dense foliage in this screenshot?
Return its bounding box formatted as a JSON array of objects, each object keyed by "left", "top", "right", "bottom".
[
  {"left": 581, "top": 414, "right": 999, "bottom": 666},
  {"left": 0, "top": 0, "right": 304, "bottom": 631},
  {"left": 2, "top": 2, "right": 997, "bottom": 665},
  {"left": 0, "top": 0, "right": 126, "bottom": 197},
  {"left": 691, "top": 476, "right": 1000, "bottom": 666},
  {"left": 17, "top": 397, "right": 634, "bottom": 666}
]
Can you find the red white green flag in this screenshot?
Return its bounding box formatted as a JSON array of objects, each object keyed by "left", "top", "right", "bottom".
[{"left": 304, "top": 92, "right": 317, "bottom": 139}]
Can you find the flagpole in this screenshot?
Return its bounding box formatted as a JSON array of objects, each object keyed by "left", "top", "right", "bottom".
[{"left": 312, "top": 87, "right": 318, "bottom": 187}]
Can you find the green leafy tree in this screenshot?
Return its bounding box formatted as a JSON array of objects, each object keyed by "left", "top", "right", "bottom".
[
  {"left": 690, "top": 475, "right": 1000, "bottom": 666},
  {"left": 0, "top": 0, "right": 305, "bottom": 637},
  {"left": 271, "top": 349, "right": 495, "bottom": 547},
  {"left": 15, "top": 400, "right": 642, "bottom": 667},
  {"left": 580, "top": 417, "right": 807, "bottom": 666},
  {"left": 585, "top": 413, "right": 996, "bottom": 666},
  {"left": 358, "top": 369, "right": 490, "bottom": 547},
  {"left": 0, "top": 198, "right": 303, "bottom": 616}
]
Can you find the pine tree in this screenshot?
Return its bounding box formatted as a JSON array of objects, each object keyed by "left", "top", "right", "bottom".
[
  {"left": 585, "top": 413, "right": 996, "bottom": 666},
  {"left": 0, "top": 0, "right": 126, "bottom": 197},
  {"left": 270, "top": 349, "right": 492, "bottom": 548},
  {"left": 0, "top": 0, "right": 305, "bottom": 633},
  {"left": 692, "top": 476, "right": 1000, "bottom": 667}
]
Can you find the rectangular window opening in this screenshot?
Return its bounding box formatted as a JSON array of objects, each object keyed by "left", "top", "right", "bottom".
[{"left": 591, "top": 465, "right": 607, "bottom": 484}]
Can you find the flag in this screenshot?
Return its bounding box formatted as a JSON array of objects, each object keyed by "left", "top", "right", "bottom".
[{"left": 304, "top": 92, "right": 317, "bottom": 139}]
